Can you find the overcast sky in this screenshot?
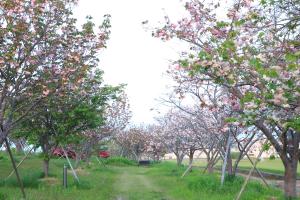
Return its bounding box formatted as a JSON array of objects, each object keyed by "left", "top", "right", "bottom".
[{"left": 74, "top": 0, "right": 189, "bottom": 124}]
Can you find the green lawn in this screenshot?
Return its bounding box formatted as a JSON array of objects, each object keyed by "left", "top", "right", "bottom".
[
  {"left": 0, "top": 153, "right": 288, "bottom": 200},
  {"left": 235, "top": 159, "right": 298, "bottom": 175},
  {"left": 0, "top": 153, "right": 116, "bottom": 200},
  {"left": 174, "top": 158, "right": 300, "bottom": 176}
]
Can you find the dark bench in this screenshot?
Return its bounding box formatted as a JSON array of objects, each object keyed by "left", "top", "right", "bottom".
[{"left": 138, "top": 160, "right": 150, "bottom": 166}]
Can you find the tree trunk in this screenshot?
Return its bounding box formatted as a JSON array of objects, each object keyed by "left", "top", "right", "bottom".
[
  {"left": 227, "top": 149, "right": 233, "bottom": 176},
  {"left": 284, "top": 161, "right": 298, "bottom": 199},
  {"left": 255, "top": 121, "right": 300, "bottom": 199},
  {"left": 85, "top": 156, "right": 91, "bottom": 166},
  {"left": 232, "top": 163, "right": 238, "bottom": 177},
  {"left": 0, "top": 129, "right": 9, "bottom": 149},
  {"left": 75, "top": 155, "right": 81, "bottom": 169},
  {"left": 233, "top": 153, "right": 244, "bottom": 176},
  {"left": 208, "top": 164, "right": 214, "bottom": 173},
  {"left": 0, "top": 136, "right": 5, "bottom": 148},
  {"left": 207, "top": 162, "right": 214, "bottom": 173},
  {"left": 189, "top": 150, "right": 194, "bottom": 166},
  {"left": 206, "top": 155, "right": 214, "bottom": 173},
  {"left": 41, "top": 134, "right": 50, "bottom": 178},
  {"left": 43, "top": 159, "right": 49, "bottom": 177},
  {"left": 222, "top": 132, "right": 232, "bottom": 185},
  {"left": 176, "top": 154, "right": 184, "bottom": 166},
  {"left": 15, "top": 142, "right": 23, "bottom": 154}
]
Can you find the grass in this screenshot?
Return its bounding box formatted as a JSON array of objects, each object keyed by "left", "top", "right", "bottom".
[
  {"left": 235, "top": 159, "right": 297, "bottom": 176},
  {"left": 0, "top": 154, "right": 117, "bottom": 200},
  {"left": 174, "top": 158, "right": 300, "bottom": 176},
  {"left": 144, "top": 162, "right": 285, "bottom": 200},
  {"left": 103, "top": 156, "right": 138, "bottom": 166},
  {"left": 0, "top": 152, "right": 290, "bottom": 200}
]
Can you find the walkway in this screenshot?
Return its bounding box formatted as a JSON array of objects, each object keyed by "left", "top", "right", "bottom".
[{"left": 113, "top": 167, "right": 171, "bottom": 200}]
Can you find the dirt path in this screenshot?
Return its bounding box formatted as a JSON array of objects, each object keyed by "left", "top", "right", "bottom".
[{"left": 113, "top": 167, "right": 172, "bottom": 200}]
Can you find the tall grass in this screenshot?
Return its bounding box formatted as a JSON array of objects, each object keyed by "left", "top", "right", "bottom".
[
  {"left": 103, "top": 156, "right": 137, "bottom": 166},
  {"left": 0, "top": 192, "right": 7, "bottom": 200},
  {"left": 146, "top": 162, "right": 285, "bottom": 200},
  {"left": 0, "top": 171, "right": 44, "bottom": 188}
]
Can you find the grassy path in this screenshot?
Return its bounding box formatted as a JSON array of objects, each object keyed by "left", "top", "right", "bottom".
[
  {"left": 110, "top": 164, "right": 285, "bottom": 200},
  {"left": 0, "top": 155, "right": 287, "bottom": 200},
  {"left": 113, "top": 167, "right": 172, "bottom": 200}
]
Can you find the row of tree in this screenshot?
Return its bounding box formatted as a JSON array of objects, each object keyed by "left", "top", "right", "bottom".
[
  {"left": 150, "top": 0, "right": 300, "bottom": 198},
  {"left": 0, "top": 0, "right": 131, "bottom": 177}
]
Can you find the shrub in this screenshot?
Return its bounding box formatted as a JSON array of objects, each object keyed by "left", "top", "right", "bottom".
[
  {"left": 0, "top": 155, "right": 5, "bottom": 161},
  {"left": 104, "top": 157, "right": 137, "bottom": 166},
  {"left": 269, "top": 155, "right": 276, "bottom": 160},
  {"left": 0, "top": 192, "right": 7, "bottom": 200}
]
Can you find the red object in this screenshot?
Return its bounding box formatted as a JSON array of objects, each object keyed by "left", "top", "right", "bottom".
[
  {"left": 52, "top": 148, "right": 76, "bottom": 159},
  {"left": 98, "top": 151, "right": 110, "bottom": 158}
]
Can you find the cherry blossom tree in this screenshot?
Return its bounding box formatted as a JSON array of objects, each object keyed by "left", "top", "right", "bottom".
[
  {"left": 142, "top": 125, "right": 166, "bottom": 161},
  {"left": 114, "top": 126, "right": 151, "bottom": 161},
  {"left": 73, "top": 90, "right": 131, "bottom": 166},
  {"left": 160, "top": 68, "right": 235, "bottom": 173},
  {"left": 154, "top": 0, "right": 300, "bottom": 197},
  {"left": 0, "top": 0, "right": 110, "bottom": 147},
  {"left": 101, "top": 91, "right": 131, "bottom": 136},
  {"left": 155, "top": 109, "right": 199, "bottom": 166},
  {"left": 15, "top": 69, "right": 119, "bottom": 176}
]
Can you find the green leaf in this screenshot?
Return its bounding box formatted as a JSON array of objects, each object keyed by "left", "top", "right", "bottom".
[
  {"left": 264, "top": 92, "right": 273, "bottom": 100},
  {"left": 265, "top": 69, "right": 278, "bottom": 78},
  {"left": 198, "top": 51, "right": 212, "bottom": 60},
  {"left": 263, "top": 143, "right": 271, "bottom": 151},
  {"left": 285, "top": 80, "right": 294, "bottom": 88},
  {"left": 241, "top": 92, "right": 255, "bottom": 103},
  {"left": 285, "top": 53, "right": 298, "bottom": 62},
  {"left": 198, "top": 51, "right": 207, "bottom": 59},
  {"left": 260, "top": 0, "right": 267, "bottom": 5},
  {"left": 234, "top": 19, "right": 246, "bottom": 27},
  {"left": 249, "top": 58, "right": 263, "bottom": 71},
  {"left": 216, "top": 21, "right": 229, "bottom": 28},
  {"left": 225, "top": 117, "right": 238, "bottom": 123},
  {"left": 285, "top": 117, "right": 300, "bottom": 132},
  {"left": 288, "top": 63, "right": 297, "bottom": 71},
  {"left": 227, "top": 78, "right": 235, "bottom": 85},
  {"left": 258, "top": 32, "right": 265, "bottom": 38},
  {"left": 179, "top": 59, "right": 189, "bottom": 67},
  {"left": 222, "top": 40, "right": 236, "bottom": 51}
]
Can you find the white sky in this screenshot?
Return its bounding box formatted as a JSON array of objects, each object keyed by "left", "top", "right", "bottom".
[{"left": 74, "top": 0, "right": 189, "bottom": 124}]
